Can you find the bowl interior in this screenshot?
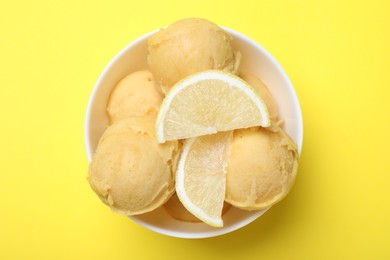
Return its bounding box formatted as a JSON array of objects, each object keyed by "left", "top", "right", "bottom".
[{"left": 85, "top": 28, "right": 303, "bottom": 238}]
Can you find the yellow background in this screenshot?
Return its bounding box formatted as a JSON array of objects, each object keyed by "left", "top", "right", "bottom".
[{"left": 1, "top": 0, "right": 389, "bottom": 259}]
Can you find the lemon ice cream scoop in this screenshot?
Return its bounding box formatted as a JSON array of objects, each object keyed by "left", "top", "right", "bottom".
[
  {"left": 106, "top": 70, "right": 164, "bottom": 124},
  {"left": 240, "top": 71, "right": 279, "bottom": 122},
  {"left": 225, "top": 126, "right": 298, "bottom": 210},
  {"left": 88, "top": 116, "right": 180, "bottom": 215},
  {"left": 147, "top": 18, "right": 241, "bottom": 93}
]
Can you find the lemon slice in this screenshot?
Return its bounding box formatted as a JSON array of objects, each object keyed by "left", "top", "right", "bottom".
[
  {"left": 175, "top": 132, "right": 233, "bottom": 227},
  {"left": 156, "top": 70, "right": 270, "bottom": 143}
]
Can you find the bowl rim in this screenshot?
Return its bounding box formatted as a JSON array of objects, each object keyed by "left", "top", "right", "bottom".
[
  {"left": 130, "top": 207, "right": 270, "bottom": 239},
  {"left": 84, "top": 27, "right": 304, "bottom": 239}
]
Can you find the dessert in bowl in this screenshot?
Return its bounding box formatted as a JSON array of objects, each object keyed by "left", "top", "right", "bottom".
[{"left": 85, "top": 19, "right": 303, "bottom": 238}]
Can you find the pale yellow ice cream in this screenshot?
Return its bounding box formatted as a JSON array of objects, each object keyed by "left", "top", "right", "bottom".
[
  {"left": 147, "top": 18, "right": 241, "bottom": 93},
  {"left": 106, "top": 70, "right": 164, "bottom": 124},
  {"left": 88, "top": 116, "right": 180, "bottom": 215},
  {"left": 240, "top": 71, "right": 279, "bottom": 122},
  {"left": 225, "top": 126, "right": 298, "bottom": 210}
]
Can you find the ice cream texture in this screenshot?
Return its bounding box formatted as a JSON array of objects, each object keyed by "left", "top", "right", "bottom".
[
  {"left": 225, "top": 126, "right": 298, "bottom": 210},
  {"left": 147, "top": 18, "right": 241, "bottom": 93},
  {"left": 106, "top": 70, "right": 164, "bottom": 124},
  {"left": 88, "top": 116, "right": 179, "bottom": 215}
]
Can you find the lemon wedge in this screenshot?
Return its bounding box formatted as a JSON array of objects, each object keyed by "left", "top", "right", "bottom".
[
  {"left": 156, "top": 70, "right": 270, "bottom": 143},
  {"left": 175, "top": 132, "right": 232, "bottom": 227}
]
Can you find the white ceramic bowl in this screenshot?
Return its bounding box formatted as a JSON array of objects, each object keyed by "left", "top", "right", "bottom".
[{"left": 85, "top": 27, "right": 303, "bottom": 239}]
